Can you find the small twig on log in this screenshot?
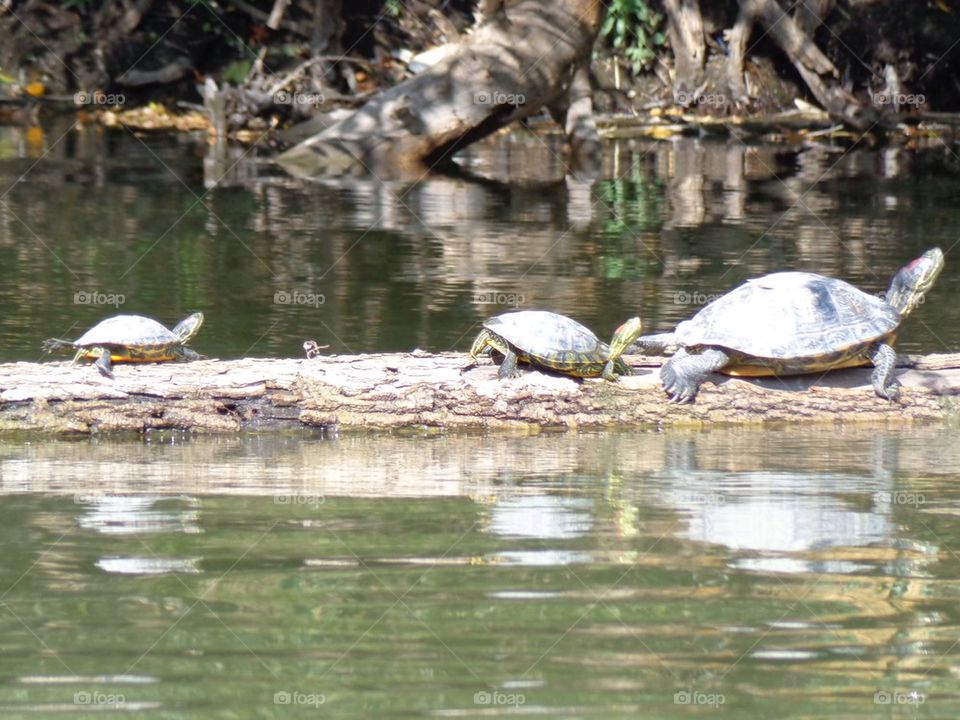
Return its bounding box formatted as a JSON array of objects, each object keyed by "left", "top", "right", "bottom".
[{"left": 246, "top": 47, "right": 268, "bottom": 84}]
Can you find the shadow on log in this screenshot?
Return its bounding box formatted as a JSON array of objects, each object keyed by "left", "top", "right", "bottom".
[
  {"left": 276, "top": 0, "right": 604, "bottom": 177},
  {"left": 1, "top": 352, "right": 959, "bottom": 434}
]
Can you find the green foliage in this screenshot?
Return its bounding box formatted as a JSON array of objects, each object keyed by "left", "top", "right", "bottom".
[
  {"left": 601, "top": 0, "right": 666, "bottom": 74},
  {"left": 222, "top": 59, "right": 252, "bottom": 85},
  {"left": 385, "top": 0, "right": 403, "bottom": 18}
]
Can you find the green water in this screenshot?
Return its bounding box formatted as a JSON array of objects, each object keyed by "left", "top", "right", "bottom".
[
  {"left": 2, "top": 125, "right": 960, "bottom": 359},
  {"left": 1, "top": 428, "right": 959, "bottom": 718},
  {"left": 3, "top": 123, "right": 960, "bottom": 718}
]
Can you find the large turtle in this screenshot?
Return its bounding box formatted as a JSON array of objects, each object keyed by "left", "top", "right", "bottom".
[
  {"left": 633, "top": 248, "right": 944, "bottom": 402},
  {"left": 469, "top": 310, "right": 642, "bottom": 381},
  {"left": 43, "top": 312, "right": 205, "bottom": 379}
]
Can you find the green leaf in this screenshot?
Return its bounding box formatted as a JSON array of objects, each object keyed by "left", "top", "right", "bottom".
[{"left": 222, "top": 59, "right": 252, "bottom": 85}]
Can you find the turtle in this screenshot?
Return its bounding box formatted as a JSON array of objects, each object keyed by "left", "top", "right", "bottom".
[
  {"left": 43, "top": 312, "right": 205, "bottom": 379},
  {"left": 632, "top": 248, "right": 944, "bottom": 402},
  {"left": 302, "top": 340, "right": 330, "bottom": 359},
  {"left": 469, "top": 310, "right": 642, "bottom": 381}
]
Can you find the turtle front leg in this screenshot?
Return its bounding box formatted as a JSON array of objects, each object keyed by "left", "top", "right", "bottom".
[
  {"left": 469, "top": 330, "right": 521, "bottom": 379},
  {"left": 868, "top": 342, "right": 900, "bottom": 401},
  {"left": 93, "top": 347, "right": 115, "bottom": 379},
  {"left": 497, "top": 349, "right": 521, "bottom": 380},
  {"left": 177, "top": 347, "right": 207, "bottom": 362},
  {"left": 602, "top": 358, "right": 630, "bottom": 382},
  {"left": 660, "top": 348, "right": 730, "bottom": 403},
  {"left": 603, "top": 316, "right": 643, "bottom": 382}
]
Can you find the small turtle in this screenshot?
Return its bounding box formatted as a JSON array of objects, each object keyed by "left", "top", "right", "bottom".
[
  {"left": 303, "top": 340, "right": 330, "bottom": 359},
  {"left": 43, "top": 312, "right": 205, "bottom": 379},
  {"left": 632, "top": 248, "right": 944, "bottom": 402},
  {"left": 469, "top": 310, "right": 642, "bottom": 381}
]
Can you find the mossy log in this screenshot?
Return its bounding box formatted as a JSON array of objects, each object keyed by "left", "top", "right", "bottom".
[{"left": 1, "top": 352, "right": 959, "bottom": 434}]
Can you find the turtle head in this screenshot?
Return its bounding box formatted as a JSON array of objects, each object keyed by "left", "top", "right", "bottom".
[
  {"left": 885, "top": 248, "right": 944, "bottom": 317},
  {"left": 172, "top": 312, "right": 204, "bottom": 343},
  {"left": 609, "top": 316, "right": 643, "bottom": 358}
]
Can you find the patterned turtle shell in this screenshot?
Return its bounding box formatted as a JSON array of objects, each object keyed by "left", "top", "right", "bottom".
[
  {"left": 675, "top": 272, "right": 900, "bottom": 365},
  {"left": 75, "top": 315, "right": 180, "bottom": 349},
  {"left": 69, "top": 313, "right": 203, "bottom": 361},
  {"left": 482, "top": 311, "right": 611, "bottom": 371}
]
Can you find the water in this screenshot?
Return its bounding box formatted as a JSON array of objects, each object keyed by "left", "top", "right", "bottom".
[
  {"left": 1, "top": 427, "right": 959, "bottom": 718},
  {"left": 4, "top": 122, "right": 960, "bottom": 717},
  {"left": 2, "top": 124, "right": 960, "bottom": 360}
]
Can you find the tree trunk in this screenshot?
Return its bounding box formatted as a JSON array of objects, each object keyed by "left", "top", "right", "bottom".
[
  {"left": 662, "top": 0, "right": 706, "bottom": 106},
  {"left": 548, "top": 62, "right": 601, "bottom": 163},
  {"left": 2, "top": 353, "right": 959, "bottom": 434},
  {"left": 743, "top": 0, "right": 876, "bottom": 128},
  {"left": 276, "top": 0, "right": 605, "bottom": 177}
]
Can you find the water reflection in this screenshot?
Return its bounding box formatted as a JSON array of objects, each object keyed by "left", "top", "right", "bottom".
[
  {"left": 95, "top": 557, "right": 201, "bottom": 575},
  {"left": 1, "top": 124, "right": 958, "bottom": 362},
  {"left": 677, "top": 472, "right": 894, "bottom": 574},
  {"left": 658, "top": 437, "right": 905, "bottom": 574},
  {"left": 76, "top": 494, "right": 201, "bottom": 535},
  {"left": 486, "top": 495, "right": 594, "bottom": 566},
  {"left": 0, "top": 426, "right": 958, "bottom": 716}
]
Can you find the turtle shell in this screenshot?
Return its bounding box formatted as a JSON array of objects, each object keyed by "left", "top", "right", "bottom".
[
  {"left": 74, "top": 315, "right": 180, "bottom": 348},
  {"left": 483, "top": 311, "right": 607, "bottom": 368},
  {"left": 676, "top": 272, "right": 900, "bottom": 360}
]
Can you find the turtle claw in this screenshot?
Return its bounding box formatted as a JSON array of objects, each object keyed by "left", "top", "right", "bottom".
[
  {"left": 95, "top": 363, "right": 115, "bottom": 380},
  {"left": 662, "top": 372, "right": 697, "bottom": 403},
  {"left": 878, "top": 381, "right": 902, "bottom": 402},
  {"left": 660, "top": 366, "right": 691, "bottom": 403}
]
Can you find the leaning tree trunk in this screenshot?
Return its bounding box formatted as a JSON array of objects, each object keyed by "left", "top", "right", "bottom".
[
  {"left": 732, "top": 0, "right": 876, "bottom": 128},
  {"left": 277, "top": 0, "right": 605, "bottom": 177}
]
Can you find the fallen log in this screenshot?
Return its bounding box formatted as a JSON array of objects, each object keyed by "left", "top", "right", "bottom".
[
  {"left": 276, "top": 0, "right": 604, "bottom": 176},
  {"left": 1, "top": 352, "right": 959, "bottom": 434}
]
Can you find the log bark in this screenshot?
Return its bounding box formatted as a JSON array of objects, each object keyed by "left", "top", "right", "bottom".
[
  {"left": 276, "top": 0, "right": 604, "bottom": 176},
  {"left": 2, "top": 352, "right": 960, "bottom": 435}
]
